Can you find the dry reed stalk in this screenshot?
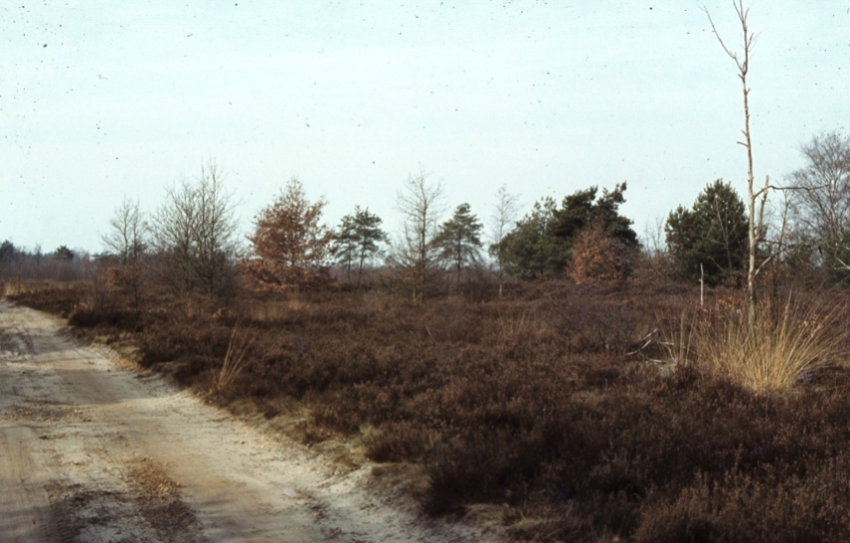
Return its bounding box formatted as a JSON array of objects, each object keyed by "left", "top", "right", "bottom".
[{"left": 216, "top": 323, "right": 255, "bottom": 391}]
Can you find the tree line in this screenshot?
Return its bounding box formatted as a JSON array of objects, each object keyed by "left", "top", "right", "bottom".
[
  {"left": 2, "top": 129, "right": 848, "bottom": 299},
  {"left": 660, "top": 130, "right": 850, "bottom": 290}
]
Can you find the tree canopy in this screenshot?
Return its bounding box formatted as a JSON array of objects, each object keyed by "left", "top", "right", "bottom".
[
  {"left": 434, "top": 203, "right": 483, "bottom": 284},
  {"left": 247, "top": 178, "right": 335, "bottom": 289},
  {"left": 789, "top": 131, "right": 850, "bottom": 284},
  {"left": 53, "top": 245, "right": 75, "bottom": 262},
  {"left": 498, "top": 183, "right": 638, "bottom": 280},
  {"left": 149, "top": 163, "right": 239, "bottom": 296},
  {"left": 665, "top": 179, "right": 748, "bottom": 286},
  {"left": 335, "top": 206, "right": 387, "bottom": 284},
  {"left": 388, "top": 172, "right": 445, "bottom": 302},
  {"left": 0, "top": 241, "right": 17, "bottom": 263}
]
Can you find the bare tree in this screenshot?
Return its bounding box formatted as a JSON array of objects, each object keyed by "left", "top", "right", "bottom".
[
  {"left": 704, "top": 1, "right": 771, "bottom": 323},
  {"left": 764, "top": 189, "right": 799, "bottom": 297},
  {"left": 192, "top": 162, "right": 240, "bottom": 294},
  {"left": 101, "top": 197, "right": 148, "bottom": 305},
  {"left": 643, "top": 215, "right": 668, "bottom": 259},
  {"left": 102, "top": 197, "right": 147, "bottom": 266},
  {"left": 789, "top": 131, "right": 850, "bottom": 272},
  {"left": 150, "top": 161, "right": 239, "bottom": 296},
  {"left": 388, "top": 170, "right": 444, "bottom": 302},
  {"left": 151, "top": 180, "right": 197, "bottom": 294},
  {"left": 489, "top": 184, "right": 520, "bottom": 296},
  {"left": 636, "top": 215, "right": 675, "bottom": 282}
]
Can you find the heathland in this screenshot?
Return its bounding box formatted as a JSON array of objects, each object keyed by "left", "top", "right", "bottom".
[{"left": 6, "top": 276, "right": 850, "bottom": 543}]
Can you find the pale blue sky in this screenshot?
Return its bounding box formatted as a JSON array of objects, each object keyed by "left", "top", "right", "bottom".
[{"left": 2, "top": 1, "right": 848, "bottom": 254}]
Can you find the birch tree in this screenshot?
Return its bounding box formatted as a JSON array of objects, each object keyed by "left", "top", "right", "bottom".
[
  {"left": 790, "top": 131, "right": 850, "bottom": 279},
  {"left": 388, "top": 170, "right": 444, "bottom": 302},
  {"left": 704, "top": 1, "right": 771, "bottom": 323},
  {"left": 489, "top": 185, "right": 520, "bottom": 296},
  {"left": 150, "top": 161, "right": 239, "bottom": 296},
  {"left": 434, "top": 203, "right": 483, "bottom": 286}
]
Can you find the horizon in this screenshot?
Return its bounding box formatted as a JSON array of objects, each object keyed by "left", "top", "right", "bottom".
[{"left": 3, "top": 1, "right": 848, "bottom": 254}]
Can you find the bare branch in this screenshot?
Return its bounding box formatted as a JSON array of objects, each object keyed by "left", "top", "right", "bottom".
[
  {"left": 705, "top": 1, "right": 766, "bottom": 322},
  {"left": 703, "top": 5, "right": 741, "bottom": 67}
]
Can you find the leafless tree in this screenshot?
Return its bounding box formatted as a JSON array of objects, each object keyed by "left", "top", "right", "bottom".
[
  {"left": 489, "top": 184, "right": 520, "bottom": 296},
  {"left": 150, "top": 160, "right": 239, "bottom": 296},
  {"left": 388, "top": 170, "right": 444, "bottom": 302},
  {"left": 102, "top": 197, "right": 147, "bottom": 266},
  {"left": 643, "top": 215, "right": 668, "bottom": 259},
  {"left": 789, "top": 131, "right": 850, "bottom": 269},
  {"left": 192, "top": 163, "right": 240, "bottom": 294},
  {"left": 704, "top": 1, "right": 771, "bottom": 324},
  {"left": 101, "top": 197, "right": 148, "bottom": 305}
]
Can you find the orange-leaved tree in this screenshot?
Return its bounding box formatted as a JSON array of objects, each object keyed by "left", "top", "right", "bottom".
[
  {"left": 246, "top": 178, "right": 335, "bottom": 289},
  {"left": 566, "top": 221, "right": 626, "bottom": 284}
]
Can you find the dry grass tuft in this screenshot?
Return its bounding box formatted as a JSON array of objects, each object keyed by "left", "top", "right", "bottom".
[
  {"left": 215, "top": 323, "right": 256, "bottom": 391},
  {"left": 1, "top": 278, "right": 64, "bottom": 298},
  {"left": 1, "top": 279, "right": 24, "bottom": 297},
  {"left": 664, "top": 296, "right": 847, "bottom": 393}
]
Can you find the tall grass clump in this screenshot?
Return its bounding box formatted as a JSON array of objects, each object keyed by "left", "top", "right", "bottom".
[
  {"left": 664, "top": 296, "right": 846, "bottom": 393},
  {"left": 215, "top": 323, "right": 255, "bottom": 391}
]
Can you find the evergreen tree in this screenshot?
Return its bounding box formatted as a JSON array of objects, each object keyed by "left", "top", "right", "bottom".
[
  {"left": 665, "top": 179, "right": 748, "bottom": 286},
  {"left": 53, "top": 245, "right": 75, "bottom": 262},
  {"left": 335, "top": 206, "right": 387, "bottom": 284},
  {"left": 499, "top": 184, "right": 638, "bottom": 280},
  {"left": 0, "top": 240, "right": 17, "bottom": 263},
  {"left": 434, "top": 203, "right": 483, "bottom": 284}
]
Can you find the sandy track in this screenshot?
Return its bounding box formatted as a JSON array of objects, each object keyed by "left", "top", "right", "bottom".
[{"left": 0, "top": 301, "right": 505, "bottom": 543}]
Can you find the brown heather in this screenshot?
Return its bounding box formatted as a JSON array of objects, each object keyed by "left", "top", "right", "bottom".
[{"left": 8, "top": 279, "right": 850, "bottom": 542}]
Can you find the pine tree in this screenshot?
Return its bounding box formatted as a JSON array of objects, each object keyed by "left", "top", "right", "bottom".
[
  {"left": 53, "top": 245, "right": 75, "bottom": 262},
  {"left": 498, "top": 184, "right": 638, "bottom": 280},
  {"left": 665, "top": 179, "right": 748, "bottom": 286},
  {"left": 335, "top": 206, "right": 387, "bottom": 284},
  {"left": 434, "top": 203, "right": 483, "bottom": 285}
]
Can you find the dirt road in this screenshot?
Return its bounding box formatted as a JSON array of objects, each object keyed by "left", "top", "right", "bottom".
[{"left": 0, "top": 300, "right": 504, "bottom": 543}]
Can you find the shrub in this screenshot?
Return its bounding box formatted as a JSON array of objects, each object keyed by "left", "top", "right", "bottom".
[{"left": 16, "top": 279, "right": 850, "bottom": 542}]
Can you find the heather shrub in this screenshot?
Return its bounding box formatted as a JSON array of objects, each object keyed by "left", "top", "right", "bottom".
[
  {"left": 15, "top": 280, "right": 850, "bottom": 542},
  {"left": 633, "top": 465, "right": 850, "bottom": 543}
]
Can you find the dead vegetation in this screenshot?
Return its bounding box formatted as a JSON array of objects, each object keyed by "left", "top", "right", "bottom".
[{"left": 7, "top": 278, "right": 850, "bottom": 542}]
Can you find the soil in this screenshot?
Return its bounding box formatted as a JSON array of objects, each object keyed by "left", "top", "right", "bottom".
[{"left": 0, "top": 300, "right": 507, "bottom": 543}]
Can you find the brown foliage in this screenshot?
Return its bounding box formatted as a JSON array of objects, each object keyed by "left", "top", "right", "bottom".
[
  {"left": 245, "top": 179, "right": 335, "bottom": 289},
  {"left": 567, "top": 221, "right": 627, "bottom": 283},
  {"left": 16, "top": 280, "right": 850, "bottom": 542}
]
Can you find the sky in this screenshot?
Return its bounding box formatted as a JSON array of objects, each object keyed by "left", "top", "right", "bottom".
[{"left": 2, "top": 1, "right": 848, "bottom": 254}]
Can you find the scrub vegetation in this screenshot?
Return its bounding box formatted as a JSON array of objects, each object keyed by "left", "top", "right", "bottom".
[
  {"left": 4, "top": 2, "right": 850, "bottom": 530},
  {"left": 5, "top": 276, "right": 850, "bottom": 542},
  {"left": 3, "top": 125, "right": 850, "bottom": 540}
]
